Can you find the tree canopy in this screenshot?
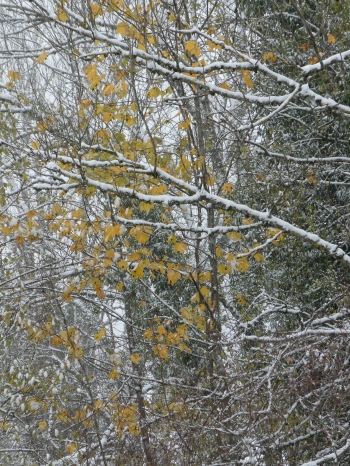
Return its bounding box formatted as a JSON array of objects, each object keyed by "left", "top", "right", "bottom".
[{"left": 1, "top": 0, "right": 350, "bottom": 464}]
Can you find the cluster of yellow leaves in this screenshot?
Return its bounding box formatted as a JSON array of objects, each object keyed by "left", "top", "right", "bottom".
[
  {"left": 167, "top": 263, "right": 182, "bottom": 285},
  {"left": 180, "top": 306, "right": 206, "bottom": 331},
  {"left": 236, "top": 293, "right": 249, "bottom": 306},
  {"left": 206, "top": 38, "right": 222, "bottom": 51},
  {"left": 143, "top": 322, "right": 190, "bottom": 357},
  {"left": 103, "top": 223, "right": 126, "bottom": 242},
  {"left": 129, "top": 225, "right": 152, "bottom": 244},
  {"left": 113, "top": 403, "right": 140, "bottom": 437},
  {"left": 185, "top": 40, "right": 201, "bottom": 58},
  {"left": 27, "top": 321, "right": 54, "bottom": 343},
  {"left": 84, "top": 64, "right": 106, "bottom": 90},
  {"left": 51, "top": 327, "right": 84, "bottom": 360},
  {"left": 91, "top": 3, "right": 104, "bottom": 18},
  {"left": 6, "top": 70, "right": 20, "bottom": 88},
  {"left": 266, "top": 227, "right": 285, "bottom": 245}
]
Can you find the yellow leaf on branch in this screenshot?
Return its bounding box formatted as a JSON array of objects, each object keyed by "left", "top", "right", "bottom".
[
  {"left": 37, "top": 51, "right": 48, "bottom": 64},
  {"left": 154, "top": 344, "right": 168, "bottom": 360},
  {"left": 31, "top": 141, "right": 40, "bottom": 150},
  {"left": 150, "top": 185, "right": 167, "bottom": 195},
  {"left": 239, "top": 70, "right": 254, "bottom": 88},
  {"left": 94, "top": 327, "right": 106, "bottom": 341},
  {"left": 57, "top": 7, "right": 68, "bottom": 21},
  {"left": 174, "top": 242, "right": 187, "bottom": 254},
  {"left": 143, "top": 329, "right": 154, "bottom": 340},
  {"left": 130, "top": 353, "right": 141, "bottom": 364},
  {"left": 262, "top": 51, "right": 277, "bottom": 63},
  {"left": 116, "top": 22, "right": 129, "bottom": 36},
  {"left": 66, "top": 443, "right": 78, "bottom": 455},
  {"left": 327, "top": 33, "right": 336, "bottom": 44},
  {"left": 147, "top": 87, "right": 163, "bottom": 99},
  {"left": 185, "top": 40, "right": 201, "bottom": 58},
  {"left": 38, "top": 421, "right": 47, "bottom": 431},
  {"left": 108, "top": 369, "right": 120, "bottom": 379},
  {"left": 91, "top": 3, "right": 104, "bottom": 18}
]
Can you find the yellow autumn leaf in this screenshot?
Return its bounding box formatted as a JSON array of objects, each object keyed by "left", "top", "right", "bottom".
[
  {"left": 91, "top": 3, "right": 104, "bottom": 18},
  {"left": 220, "top": 82, "right": 231, "bottom": 91},
  {"left": 31, "top": 141, "right": 40, "bottom": 150},
  {"left": 327, "top": 33, "right": 336, "bottom": 44},
  {"left": 114, "top": 282, "right": 123, "bottom": 293},
  {"left": 306, "top": 175, "right": 319, "bottom": 184},
  {"left": 178, "top": 341, "right": 191, "bottom": 352},
  {"left": 69, "top": 345, "right": 84, "bottom": 359},
  {"left": 300, "top": 42, "right": 309, "bottom": 50},
  {"left": 239, "top": 70, "right": 254, "bottom": 88},
  {"left": 37, "top": 51, "right": 48, "bottom": 64},
  {"left": 116, "top": 22, "right": 129, "bottom": 36},
  {"left": 139, "top": 201, "right": 154, "bottom": 213},
  {"left": 71, "top": 208, "right": 84, "bottom": 219},
  {"left": 157, "top": 324, "right": 167, "bottom": 337},
  {"left": 236, "top": 293, "right": 249, "bottom": 306},
  {"left": 143, "top": 329, "right": 154, "bottom": 340},
  {"left": 38, "top": 421, "right": 47, "bottom": 431},
  {"left": 176, "top": 324, "right": 189, "bottom": 340},
  {"left": 200, "top": 286, "right": 210, "bottom": 297},
  {"left": 254, "top": 252, "right": 264, "bottom": 262},
  {"left": 262, "top": 51, "right": 277, "bottom": 63},
  {"left": 146, "top": 87, "right": 162, "bottom": 99},
  {"left": 94, "top": 327, "right": 106, "bottom": 341},
  {"left": 150, "top": 185, "right": 167, "bottom": 195},
  {"left": 51, "top": 335, "right": 63, "bottom": 347},
  {"left": 178, "top": 118, "right": 191, "bottom": 130},
  {"left": 167, "top": 268, "right": 181, "bottom": 285},
  {"left": 242, "top": 218, "right": 254, "bottom": 225},
  {"left": 168, "top": 12, "right": 176, "bottom": 21},
  {"left": 102, "top": 112, "right": 114, "bottom": 122},
  {"left": 185, "top": 40, "right": 201, "bottom": 58},
  {"left": 236, "top": 257, "right": 250, "bottom": 272},
  {"left": 174, "top": 242, "right": 187, "bottom": 254},
  {"left": 131, "top": 263, "right": 145, "bottom": 279},
  {"left": 309, "top": 57, "right": 319, "bottom": 65},
  {"left": 7, "top": 70, "right": 20, "bottom": 81},
  {"left": 57, "top": 7, "right": 68, "bottom": 21},
  {"left": 108, "top": 369, "right": 120, "bottom": 379},
  {"left": 102, "top": 82, "right": 115, "bottom": 96},
  {"left": 222, "top": 182, "right": 234, "bottom": 194},
  {"left": 206, "top": 38, "right": 222, "bottom": 51},
  {"left": 227, "top": 231, "right": 243, "bottom": 241},
  {"left": 130, "top": 353, "right": 141, "bottom": 364},
  {"left": 154, "top": 343, "right": 168, "bottom": 360},
  {"left": 84, "top": 63, "right": 97, "bottom": 81},
  {"left": 108, "top": 0, "right": 124, "bottom": 11},
  {"left": 118, "top": 259, "right": 128, "bottom": 270},
  {"left": 66, "top": 443, "right": 78, "bottom": 455}
]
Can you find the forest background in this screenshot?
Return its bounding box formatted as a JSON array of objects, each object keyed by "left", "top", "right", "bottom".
[{"left": 1, "top": 0, "right": 350, "bottom": 464}]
